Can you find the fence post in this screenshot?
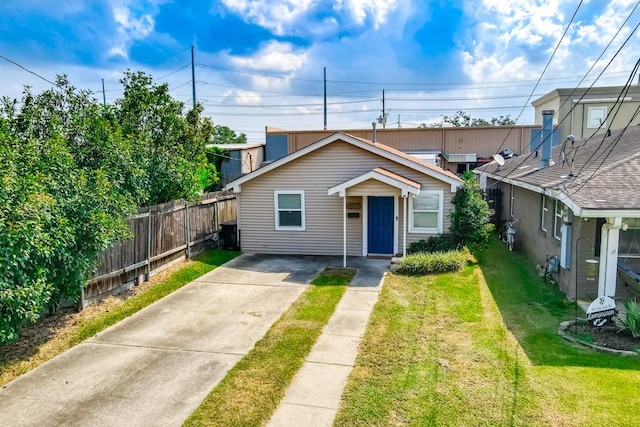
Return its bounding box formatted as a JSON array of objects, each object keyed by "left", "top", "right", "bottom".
[
  {"left": 185, "top": 199, "right": 191, "bottom": 259},
  {"left": 214, "top": 197, "right": 219, "bottom": 248},
  {"left": 147, "top": 206, "right": 152, "bottom": 280}
]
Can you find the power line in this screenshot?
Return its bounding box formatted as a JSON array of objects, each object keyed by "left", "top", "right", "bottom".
[
  {"left": 491, "top": 0, "right": 584, "bottom": 156},
  {"left": 154, "top": 64, "right": 190, "bottom": 82},
  {"left": 565, "top": 61, "right": 640, "bottom": 193},
  {"left": 198, "top": 60, "right": 630, "bottom": 89},
  {"left": 544, "top": 0, "right": 640, "bottom": 145},
  {"left": 496, "top": 3, "right": 640, "bottom": 185},
  {"left": 199, "top": 98, "right": 378, "bottom": 109},
  {"left": 0, "top": 54, "right": 57, "bottom": 86},
  {"left": 197, "top": 63, "right": 320, "bottom": 83}
]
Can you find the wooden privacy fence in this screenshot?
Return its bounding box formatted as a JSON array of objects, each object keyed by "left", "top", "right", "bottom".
[{"left": 82, "top": 191, "right": 237, "bottom": 308}]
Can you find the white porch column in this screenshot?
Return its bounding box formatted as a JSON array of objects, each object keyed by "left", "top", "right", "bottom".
[
  {"left": 598, "top": 217, "right": 622, "bottom": 297},
  {"left": 342, "top": 191, "right": 347, "bottom": 268},
  {"left": 403, "top": 195, "right": 408, "bottom": 256}
]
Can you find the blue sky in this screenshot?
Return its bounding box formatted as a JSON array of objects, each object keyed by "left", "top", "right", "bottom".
[{"left": 1, "top": 0, "right": 639, "bottom": 143}]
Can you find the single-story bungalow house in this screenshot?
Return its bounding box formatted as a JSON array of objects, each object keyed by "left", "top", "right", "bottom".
[
  {"left": 225, "top": 132, "right": 463, "bottom": 266},
  {"left": 475, "top": 110, "right": 640, "bottom": 300}
]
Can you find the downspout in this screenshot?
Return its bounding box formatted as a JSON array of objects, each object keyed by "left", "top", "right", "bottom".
[
  {"left": 539, "top": 110, "right": 554, "bottom": 168},
  {"left": 597, "top": 217, "right": 623, "bottom": 297},
  {"left": 343, "top": 192, "right": 347, "bottom": 268},
  {"left": 403, "top": 195, "right": 408, "bottom": 256}
]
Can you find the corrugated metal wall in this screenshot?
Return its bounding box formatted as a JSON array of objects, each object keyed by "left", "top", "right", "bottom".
[{"left": 267, "top": 126, "right": 537, "bottom": 162}]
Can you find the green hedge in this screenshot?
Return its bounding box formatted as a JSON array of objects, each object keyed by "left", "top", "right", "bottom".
[
  {"left": 396, "top": 249, "right": 471, "bottom": 275},
  {"left": 407, "top": 233, "right": 457, "bottom": 254}
]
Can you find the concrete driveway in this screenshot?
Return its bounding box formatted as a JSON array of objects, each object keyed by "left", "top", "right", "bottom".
[{"left": 0, "top": 254, "right": 361, "bottom": 427}]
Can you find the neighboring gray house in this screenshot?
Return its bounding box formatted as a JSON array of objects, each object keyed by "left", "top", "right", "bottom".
[
  {"left": 475, "top": 110, "right": 640, "bottom": 300},
  {"left": 532, "top": 85, "right": 640, "bottom": 142},
  {"left": 207, "top": 142, "right": 265, "bottom": 186},
  {"left": 225, "top": 132, "right": 462, "bottom": 266}
]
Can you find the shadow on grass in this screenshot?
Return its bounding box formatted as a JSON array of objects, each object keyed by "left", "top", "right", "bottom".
[{"left": 477, "top": 239, "right": 640, "bottom": 370}]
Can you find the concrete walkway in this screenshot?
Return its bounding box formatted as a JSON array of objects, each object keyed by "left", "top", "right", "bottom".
[
  {"left": 267, "top": 258, "right": 388, "bottom": 427},
  {"left": 0, "top": 254, "right": 336, "bottom": 427}
]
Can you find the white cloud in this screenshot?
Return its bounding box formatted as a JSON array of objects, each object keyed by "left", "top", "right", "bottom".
[
  {"left": 222, "top": 0, "right": 402, "bottom": 35},
  {"left": 222, "top": 89, "right": 262, "bottom": 105},
  {"left": 337, "top": 0, "right": 399, "bottom": 29},
  {"left": 109, "top": 3, "right": 155, "bottom": 59},
  {"left": 228, "top": 41, "right": 307, "bottom": 73},
  {"left": 221, "top": 0, "right": 314, "bottom": 35}
]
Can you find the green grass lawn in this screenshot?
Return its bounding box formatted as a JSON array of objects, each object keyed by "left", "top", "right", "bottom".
[
  {"left": 0, "top": 248, "right": 240, "bottom": 386},
  {"left": 184, "top": 267, "right": 355, "bottom": 427},
  {"left": 335, "top": 239, "right": 640, "bottom": 426}
]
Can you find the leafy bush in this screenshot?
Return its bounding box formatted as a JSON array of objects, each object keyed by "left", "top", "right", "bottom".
[
  {"left": 396, "top": 249, "right": 471, "bottom": 275},
  {"left": 616, "top": 299, "right": 640, "bottom": 339},
  {"left": 0, "top": 72, "right": 222, "bottom": 343},
  {"left": 450, "top": 174, "right": 494, "bottom": 253},
  {"left": 407, "top": 233, "right": 457, "bottom": 254}
]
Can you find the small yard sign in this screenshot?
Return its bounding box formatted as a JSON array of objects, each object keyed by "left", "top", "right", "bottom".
[{"left": 586, "top": 296, "right": 617, "bottom": 327}]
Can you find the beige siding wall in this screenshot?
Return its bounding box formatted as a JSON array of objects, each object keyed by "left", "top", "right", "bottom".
[
  {"left": 563, "top": 101, "right": 640, "bottom": 141},
  {"left": 349, "top": 179, "right": 401, "bottom": 196},
  {"left": 239, "top": 141, "right": 454, "bottom": 255}
]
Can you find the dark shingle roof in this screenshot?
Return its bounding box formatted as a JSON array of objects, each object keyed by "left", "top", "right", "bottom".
[{"left": 476, "top": 125, "right": 640, "bottom": 210}]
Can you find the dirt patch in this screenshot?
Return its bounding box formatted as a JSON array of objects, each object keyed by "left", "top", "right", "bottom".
[
  {"left": 0, "top": 259, "right": 192, "bottom": 364},
  {"left": 562, "top": 321, "right": 640, "bottom": 354}
]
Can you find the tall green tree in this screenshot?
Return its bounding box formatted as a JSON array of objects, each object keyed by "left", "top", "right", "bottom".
[
  {"left": 211, "top": 125, "right": 247, "bottom": 144},
  {"left": 114, "top": 70, "right": 216, "bottom": 205},
  {"left": 421, "top": 111, "right": 515, "bottom": 128},
  {"left": 0, "top": 78, "right": 133, "bottom": 341}
]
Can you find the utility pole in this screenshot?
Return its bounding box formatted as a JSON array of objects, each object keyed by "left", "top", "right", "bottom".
[
  {"left": 382, "top": 89, "right": 386, "bottom": 129},
  {"left": 397, "top": 114, "right": 401, "bottom": 128},
  {"left": 191, "top": 45, "right": 196, "bottom": 109},
  {"left": 101, "top": 78, "right": 106, "bottom": 106},
  {"left": 323, "top": 67, "right": 327, "bottom": 130}
]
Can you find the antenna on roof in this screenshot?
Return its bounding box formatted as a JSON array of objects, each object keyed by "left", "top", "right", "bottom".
[{"left": 560, "top": 134, "right": 578, "bottom": 178}]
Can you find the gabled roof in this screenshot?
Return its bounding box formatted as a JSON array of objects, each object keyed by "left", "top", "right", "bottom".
[
  {"left": 475, "top": 125, "right": 640, "bottom": 217},
  {"left": 226, "top": 132, "right": 463, "bottom": 193},
  {"left": 328, "top": 168, "right": 421, "bottom": 197}
]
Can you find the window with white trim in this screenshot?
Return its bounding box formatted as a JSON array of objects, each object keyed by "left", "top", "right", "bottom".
[
  {"left": 619, "top": 218, "right": 640, "bottom": 258},
  {"left": 409, "top": 191, "right": 443, "bottom": 233},
  {"left": 587, "top": 106, "right": 607, "bottom": 128},
  {"left": 541, "top": 195, "right": 549, "bottom": 232},
  {"left": 554, "top": 200, "right": 564, "bottom": 240},
  {"left": 274, "top": 191, "right": 305, "bottom": 230}
]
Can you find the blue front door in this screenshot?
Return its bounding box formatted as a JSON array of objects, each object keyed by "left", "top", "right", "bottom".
[{"left": 368, "top": 196, "right": 394, "bottom": 254}]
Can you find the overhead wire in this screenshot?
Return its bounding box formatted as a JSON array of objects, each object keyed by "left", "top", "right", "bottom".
[
  {"left": 0, "top": 54, "right": 57, "bottom": 86},
  {"left": 490, "top": 0, "right": 584, "bottom": 157},
  {"left": 543, "top": 0, "right": 640, "bottom": 143},
  {"left": 486, "top": 1, "right": 640, "bottom": 187},
  {"left": 564, "top": 60, "right": 640, "bottom": 195}
]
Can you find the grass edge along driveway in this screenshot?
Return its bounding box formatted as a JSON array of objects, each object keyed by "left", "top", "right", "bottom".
[
  {"left": 334, "top": 240, "right": 640, "bottom": 426},
  {"left": 184, "top": 267, "right": 355, "bottom": 427},
  {"left": 0, "top": 248, "right": 240, "bottom": 387}
]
